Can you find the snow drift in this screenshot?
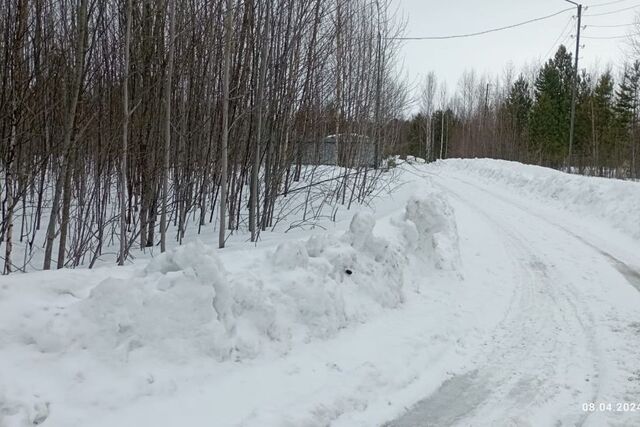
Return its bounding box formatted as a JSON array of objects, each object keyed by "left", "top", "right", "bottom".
[
  {"left": 0, "top": 185, "right": 460, "bottom": 426},
  {"left": 52, "top": 191, "right": 459, "bottom": 363},
  {"left": 439, "top": 159, "right": 640, "bottom": 241}
]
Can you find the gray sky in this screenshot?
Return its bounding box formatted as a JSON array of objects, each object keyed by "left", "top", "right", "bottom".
[{"left": 393, "top": 0, "right": 636, "bottom": 102}]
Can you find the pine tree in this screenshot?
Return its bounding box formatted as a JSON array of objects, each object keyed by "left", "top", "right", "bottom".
[
  {"left": 529, "top": 45, "right": 574, "bottom": 166},
  {"left": 590, "top": 71, "right": 616, "bottom": 174},
  {"left": 574, "top": 70, "right": 593, "bottom": 171},
  {"left": 505, "top": 75, "right": 532, "bottom": 159}
]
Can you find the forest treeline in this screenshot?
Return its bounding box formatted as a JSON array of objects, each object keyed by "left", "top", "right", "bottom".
[
  {"left": 0, "top": 0, "right": 409, "bottom": 274},
  {"left": 404, "top": 44, "right": 640, "bottom": 178}
]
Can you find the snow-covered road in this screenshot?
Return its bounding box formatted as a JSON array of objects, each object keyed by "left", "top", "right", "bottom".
[{"left": 389, "top": 167, "right": 640, "bottom": 426}]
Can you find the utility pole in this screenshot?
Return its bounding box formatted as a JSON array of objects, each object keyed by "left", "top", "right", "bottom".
[
  {"left": 566, "top": 0, "right": 582, "bottom": 168},
  {"left": 482, "top": 83, "right": 490, "bottom": 156}
]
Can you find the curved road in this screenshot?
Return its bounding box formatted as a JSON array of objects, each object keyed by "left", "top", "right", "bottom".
[{"left": 388, "top": 169, "right": 640, "bottom": 427}]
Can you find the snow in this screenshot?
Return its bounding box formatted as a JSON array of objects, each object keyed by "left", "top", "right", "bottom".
[
  {"left": 0, "top": 164, "right": 465, "bottom": 426},
  {"left": 2, "top": 158, "right": 640, "bottom": 427},
  {"left": 437, "top": 158, "right": 640, "bottom": 242},
  {"left": 410, "top": 161, "right": 640, "bottom": 427},
  {"left": 403, "top": 194, "right": 460, "bottom": 271}
]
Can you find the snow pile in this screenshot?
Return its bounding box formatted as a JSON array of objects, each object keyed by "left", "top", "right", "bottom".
[
  {"left": 3, "top": 191, "right": 460, "bottom": 371},
  {"left": 232, "top": 191, "right": 459, "bottom": 358},
  {"left": 403, "top": 194, "right": 460, "bottom": 271},
  {"left": 440, "top": 159, "right": 640, "bottom": 241},
  {"left": 77, "top": 243, "right": 235, "bottom": 361},
  {"left": 0, "top": 182, "right": 462, "bottom": 426},
  {"left": 6, "top": 243, "right": 230, "bottom": 366}
]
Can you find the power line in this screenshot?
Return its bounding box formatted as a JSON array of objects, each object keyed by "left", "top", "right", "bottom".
[
  {"left": 561, "top": 32, "right": 575, "bottom": 46},
  {"left": 585, "top": 22, "right": 636, "bottom": 27},
  {"left": 583, "top": 32, "right": 640, "bottom": 38},
  {"left": 387, "top": 7, "right": 573, "bottom": 40},
  {"left": 544, "top": 16, "right": 575, "bottom": 58},
  {"left": 586, "top": 0, "right": 633, "bottom": 8},
  {"left": 584, "top": 3, "right": 640, "bottom": 16}
]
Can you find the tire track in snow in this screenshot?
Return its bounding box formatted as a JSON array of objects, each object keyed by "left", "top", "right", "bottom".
[
  {"left": 389, "top": 173, "right": 602, "bottom": 426},
  {"left": 436, "top": 172, "right": 640, "bottom": 426},
  {"left": 444, "top": 180, "right": 601, "bottom": 425},
  {"left": 447, "top": 171, "right": 640, "bottom": 295}
]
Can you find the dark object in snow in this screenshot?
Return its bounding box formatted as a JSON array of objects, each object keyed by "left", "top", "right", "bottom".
[{"left": 345, "top": 269, "right": 353, "bottom": 275}]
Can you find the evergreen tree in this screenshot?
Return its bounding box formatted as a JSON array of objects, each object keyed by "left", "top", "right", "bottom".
[
  {"left": 574, "top": 70, "right": 593, "bottom": 170},
  {"left": 590, "top": 71, "right": 616, "bottom": 173},
  {"left": 406, "top": 113, "right": 427, "bottom": 159},
  {"left": 615, "top": 69, "right": 635, "bottom": 132},
  {"left": 505, "top": 75, "right": 532, "bottom": 159},
  {"left": 529, "top": 45, "right": 573, "bottom": 166}
]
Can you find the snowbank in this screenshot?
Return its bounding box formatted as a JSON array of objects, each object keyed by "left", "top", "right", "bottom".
[
  {"left": 54, "top": 192, "right": 460, "bottom": 363},
  {"left": 439, "top": 159, "right": 640, "bottom": 241},
  {"left": 0, "top": 186, "right": 461, "bottom": 427}
]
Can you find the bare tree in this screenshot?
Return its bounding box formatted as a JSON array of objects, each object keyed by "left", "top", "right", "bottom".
[
  {"left": 160, "top": 0, "right": 176, "bottom": 253},
  {"left": 219, "top": 0, "right": 233, "bottom": 249},
  {"left": 0, "top": 0, "right": 408, "bottom": 274},
  {"left": 43, "top": 0, "right": 89, "bottom": 270},
  {"left": 119, "top": 0, "right": 132, "bottom": 265},
  {"left": 250, "top": 0, "right": 269, "bottom": 243},
  {"left": 419, "top": 71, "right": 437, "bottom": 160}
]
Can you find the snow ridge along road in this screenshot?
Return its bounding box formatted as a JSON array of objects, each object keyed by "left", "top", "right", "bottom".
[{"left": 389, "top": 164, "right": 640, "bottom": 427}]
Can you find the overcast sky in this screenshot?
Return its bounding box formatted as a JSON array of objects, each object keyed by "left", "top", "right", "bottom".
[{"left": 393, "top": 0, "right": 636, "bottom": 102}]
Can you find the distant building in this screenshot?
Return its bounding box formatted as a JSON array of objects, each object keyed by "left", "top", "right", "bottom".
[{"left": 299, "top": 134, "right": 376, "bottom": 167}]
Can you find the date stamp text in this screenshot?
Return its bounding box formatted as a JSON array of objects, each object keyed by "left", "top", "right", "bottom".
[{"left": 582, "top": 402, "right": 639, "bottom": 412}]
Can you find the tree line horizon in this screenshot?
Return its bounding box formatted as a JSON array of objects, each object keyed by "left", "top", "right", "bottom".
[{"left": 403, "top": 43, "right": 639, "bottom": 179}]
